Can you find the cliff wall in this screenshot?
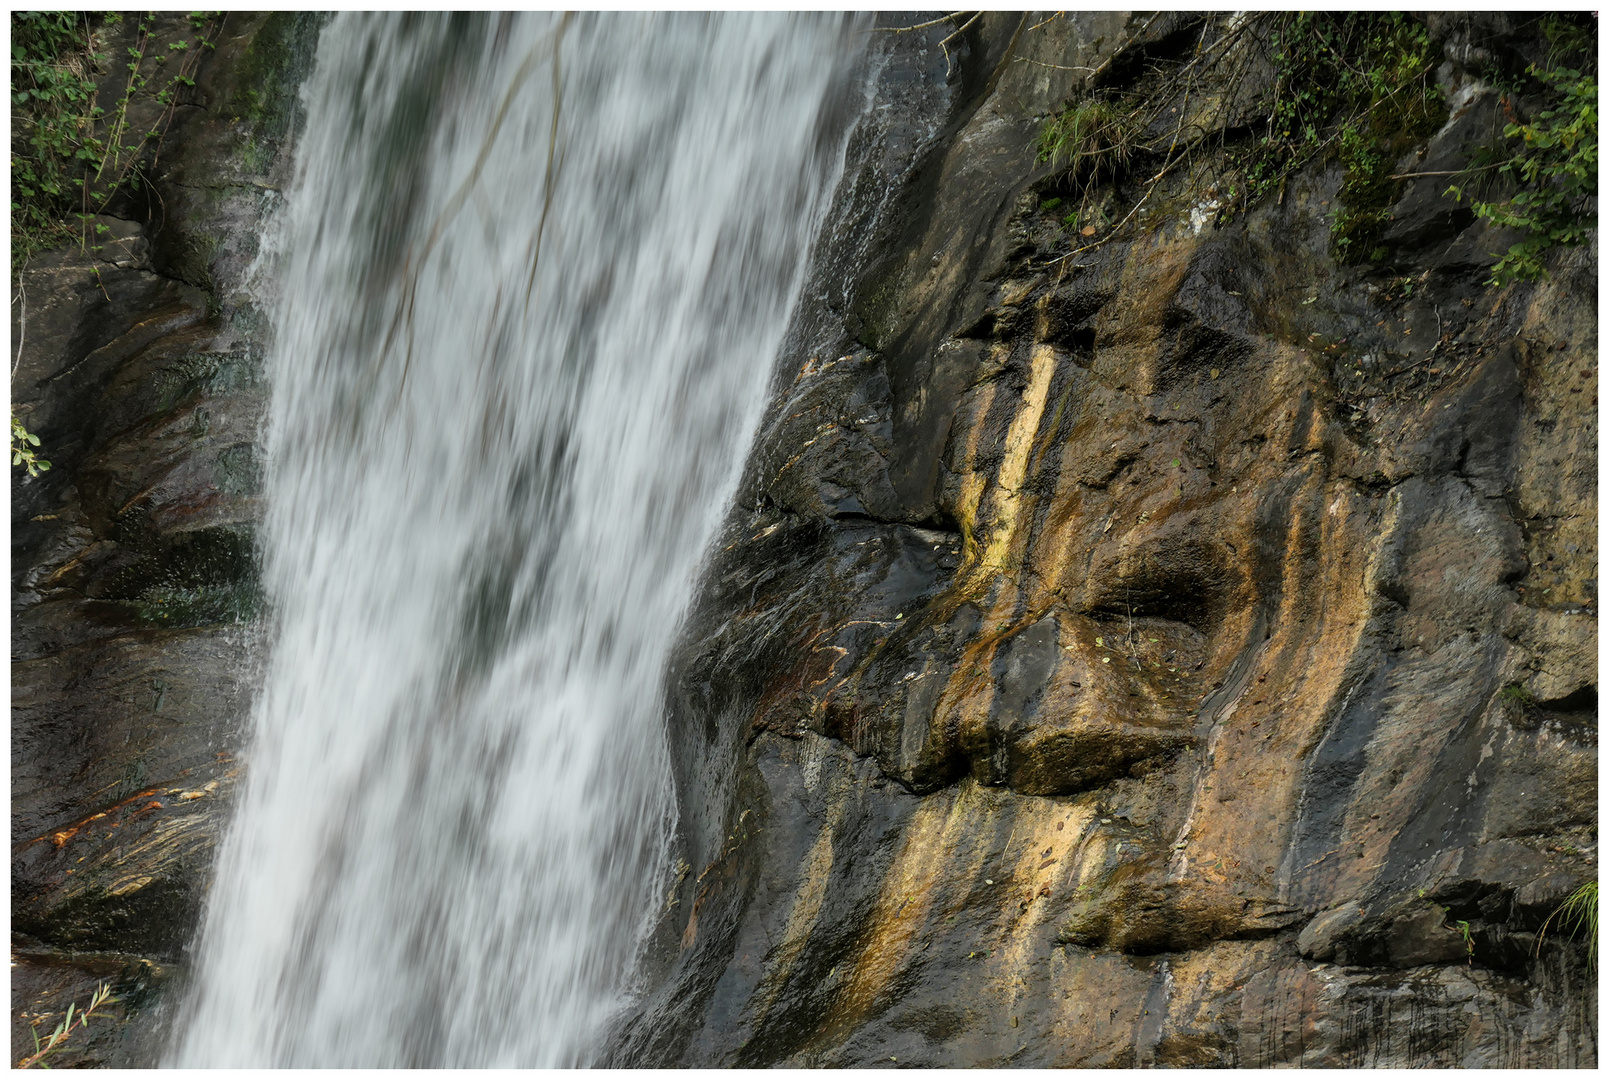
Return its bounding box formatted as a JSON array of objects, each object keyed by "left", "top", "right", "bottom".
[
  {"left": 609, "top": 11, "right": 1597, "bottom": 1067},
  {"left": 9, "top": 10, "right": 1596, "bottom": 1068},
  {"left": 11, "top": 12, "right": 317, "bottom": 1064}
]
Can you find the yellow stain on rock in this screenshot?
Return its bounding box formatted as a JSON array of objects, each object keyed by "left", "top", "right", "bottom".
[
  {"left": 749, "top": 794, "right": 848, "bottom": 1026},
  {"left": 826, "top": 781, "right": 996, "bottom": 1032},
  {"left": 977, "top": 344, "right": 1058, "bottom": 575}
]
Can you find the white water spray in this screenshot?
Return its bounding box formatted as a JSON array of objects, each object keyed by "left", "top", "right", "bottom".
[{"left": 172, "top": 12, "right": 865, "bottom": 1066}]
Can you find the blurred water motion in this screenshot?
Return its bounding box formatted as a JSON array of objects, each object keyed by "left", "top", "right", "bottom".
[{"left": 171, "top": 12, "right": 867, "bottom": 1066}]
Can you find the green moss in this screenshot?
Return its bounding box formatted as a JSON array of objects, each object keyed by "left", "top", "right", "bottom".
[
  {"left": 1498, "top": 682, "right": 1540, "bottom": 727},
  {"left": 153, "top": 349, "right": 263, "bottom": 413},
  {"left": 1499, "top": 683, "right": 1536, "bottom": 705},
  {"left": 103, "top": 525, "right": 263, "bottom": 628},
  {"left": 121, "top": 580, "right": 262, "bottom": 627},
  {"left": 227, "top": 12, "right": 325, "bottom": 151},
  {"left": 851, "top": 261, "right": 906, "bottom": 352},
  {"left": 27, "top": 871, "right": 205, "bottom": 957},
  {"left": 215, "top": 442, "right": 262, "bottom": 497}
]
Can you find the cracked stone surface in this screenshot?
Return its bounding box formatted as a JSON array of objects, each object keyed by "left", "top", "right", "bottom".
[
  {"left": 606, "top": 12, "right": 1596, "bottom": 1067},
  {"left": 9, "top": 10, "right": 1596, "bottom": 1069},
  {"left": 11, "top": 13, "right": 318, "bottom": 1067}
]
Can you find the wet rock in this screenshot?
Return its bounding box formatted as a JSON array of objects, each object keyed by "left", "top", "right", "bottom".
[
  {"left": 1298, "top": 901, "right": 1364, "bottom": 962},
  {"left": 10, "top": 946, "right": 174, "bottom": 1068},
  {"left": 613, "top": 11, "right": 1597, "bottom": 1068},
  {"left": 11, "top": 11, "right": 317, "bottom": 1064}
]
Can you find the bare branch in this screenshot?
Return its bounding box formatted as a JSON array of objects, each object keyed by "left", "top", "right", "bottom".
[
  {"left": 1013, "top": 56, "right": 1095, "bottom": 73},
  {"left": 864, "top": 13, "right": 968, "bottom": 35},
  {"left": 939, "top": 12, "right": 984, "bottom": 78},
  {"left": 1389, "top": 163, "right": 1503, "bottom": 180}
]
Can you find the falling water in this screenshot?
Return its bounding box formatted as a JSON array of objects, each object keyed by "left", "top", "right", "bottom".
[{"left": 172, "top": 12, "right": 867, "bottom": 1067}]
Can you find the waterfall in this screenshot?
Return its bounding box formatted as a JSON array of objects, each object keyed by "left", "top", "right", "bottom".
[{"left": 171, "top": 12, "right": 867, "bottom": 1066}]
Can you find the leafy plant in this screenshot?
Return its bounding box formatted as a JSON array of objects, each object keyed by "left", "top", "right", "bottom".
[
  {"left": 1032, "top": 14, "right": 1446, "bottom": 260},
  {"left": 1447, "top": 64, "right": 1597, "bottom": 285},
  {"left": 11, "top": 11, "right": 220, "bottom": 270},
  {"left": 1026, "top": 13, "right": 1594, "bottom": 280},
  {"left": 10, "top": 11, "right": 102, "bottom": 262},
  {"left": 12, "top": 412, "right": 51, "bottom": 476},
  {"left": 1453, "top": 918, "right": 1475, "bottom": 963},
  {"left": 17, "top": 981, "right": 116, "bottom": 1068},
  {"left": 1496, "top": 682, "right": 1539, "bottom": 726},
  {"left": 1224, "top": 11, "right": 1445, "bottom": 263}
]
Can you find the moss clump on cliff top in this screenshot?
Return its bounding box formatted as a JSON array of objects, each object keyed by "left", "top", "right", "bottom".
[{"left": 225, "top": 11, "right": 324, "bottom": 167}]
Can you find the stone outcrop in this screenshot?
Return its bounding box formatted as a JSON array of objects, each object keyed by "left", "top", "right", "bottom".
[
  {"left": 11, "top": 12, "right": 318, "bottom": 1066},
  {"left": 608, "top": 12, "right": 1596, "bottom": 1067},
  {"left": 9, "top": 10, "right": 1595, "bottom": 1069}
]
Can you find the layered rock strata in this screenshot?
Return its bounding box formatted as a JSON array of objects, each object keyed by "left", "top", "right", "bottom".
[
  {"left": 11, "top": 13, "right": 318, "bottom": 1065},
  {"left": 610, "top": 11, "right": 1597, "bottom": 1067},
  {"left": 8, "top": 10, "right": 1596, "bottom": 1069}
]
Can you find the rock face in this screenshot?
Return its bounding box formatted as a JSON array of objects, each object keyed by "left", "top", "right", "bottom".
[
  {"left": 10, "top": 10, "right": 1595, "bottom": 1070},
  {"left": 11, "top": 12, "right": 319, "bottom": 1066},
  {"left": 608, "top": 12, "right": 1596, "bottom": 1067}
]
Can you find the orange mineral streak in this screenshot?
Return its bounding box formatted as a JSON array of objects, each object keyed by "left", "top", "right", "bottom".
[{"left": 23, "top": 787, "right": 167, "bottom": 853}]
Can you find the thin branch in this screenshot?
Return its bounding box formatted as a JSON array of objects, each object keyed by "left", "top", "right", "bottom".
[
  {"left": 385, "top": 16, "right": 571, "bottom": 382},
  {"left": 865, "top": 13, "right": 968, "bottom": 35},
  {"left": 524, "top": 12, "right": 570, "bottom": 314},
  {"left": 1049, "top": 154, "right": 1182, "bottom": 267},
  {"left": 1083, "top": 12, "right": 1164, "bottom": 88},
  {"left": 1013, "top": 56, "right": 1094, "bottom": 73},
  {"left": 940, "top": 12, "right": 984, "bottom": 77},
  {"left": 13, "top": 264, "right": 27, "bottom": 379},
  {"left": 1388, "top": 163, "right": 1504, "bottom": 180}
]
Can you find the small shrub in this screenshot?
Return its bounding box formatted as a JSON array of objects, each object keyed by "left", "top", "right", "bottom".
[
  {"left": 17, "top": 981, "right": 115, "bottom": 1068},
  {"left": 1037, "top": 96, "right": 1141, "bottom": 189},
  {"left": 1499, "top": 683, "right": 1536, "bottom": 705},
  {"left": 11, "top": 413, "right": 51, "bottom": 476},
  {"left": 11, "top": 12, "right": 221, "bottom": 270},
  {"left": 1447, "top": 64, "right": 1597, "bottom": 285}
]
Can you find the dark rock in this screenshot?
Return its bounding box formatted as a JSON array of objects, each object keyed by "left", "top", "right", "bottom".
[
  {"left": 1385, "top": 906, "right": 1469, "bottom": 968},
  {"left": 10, "top": 11, "right": 317, "bottom": 1065},
  {"left": 611, "top": 11, "right": 1597, "bottom": 1068}
]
